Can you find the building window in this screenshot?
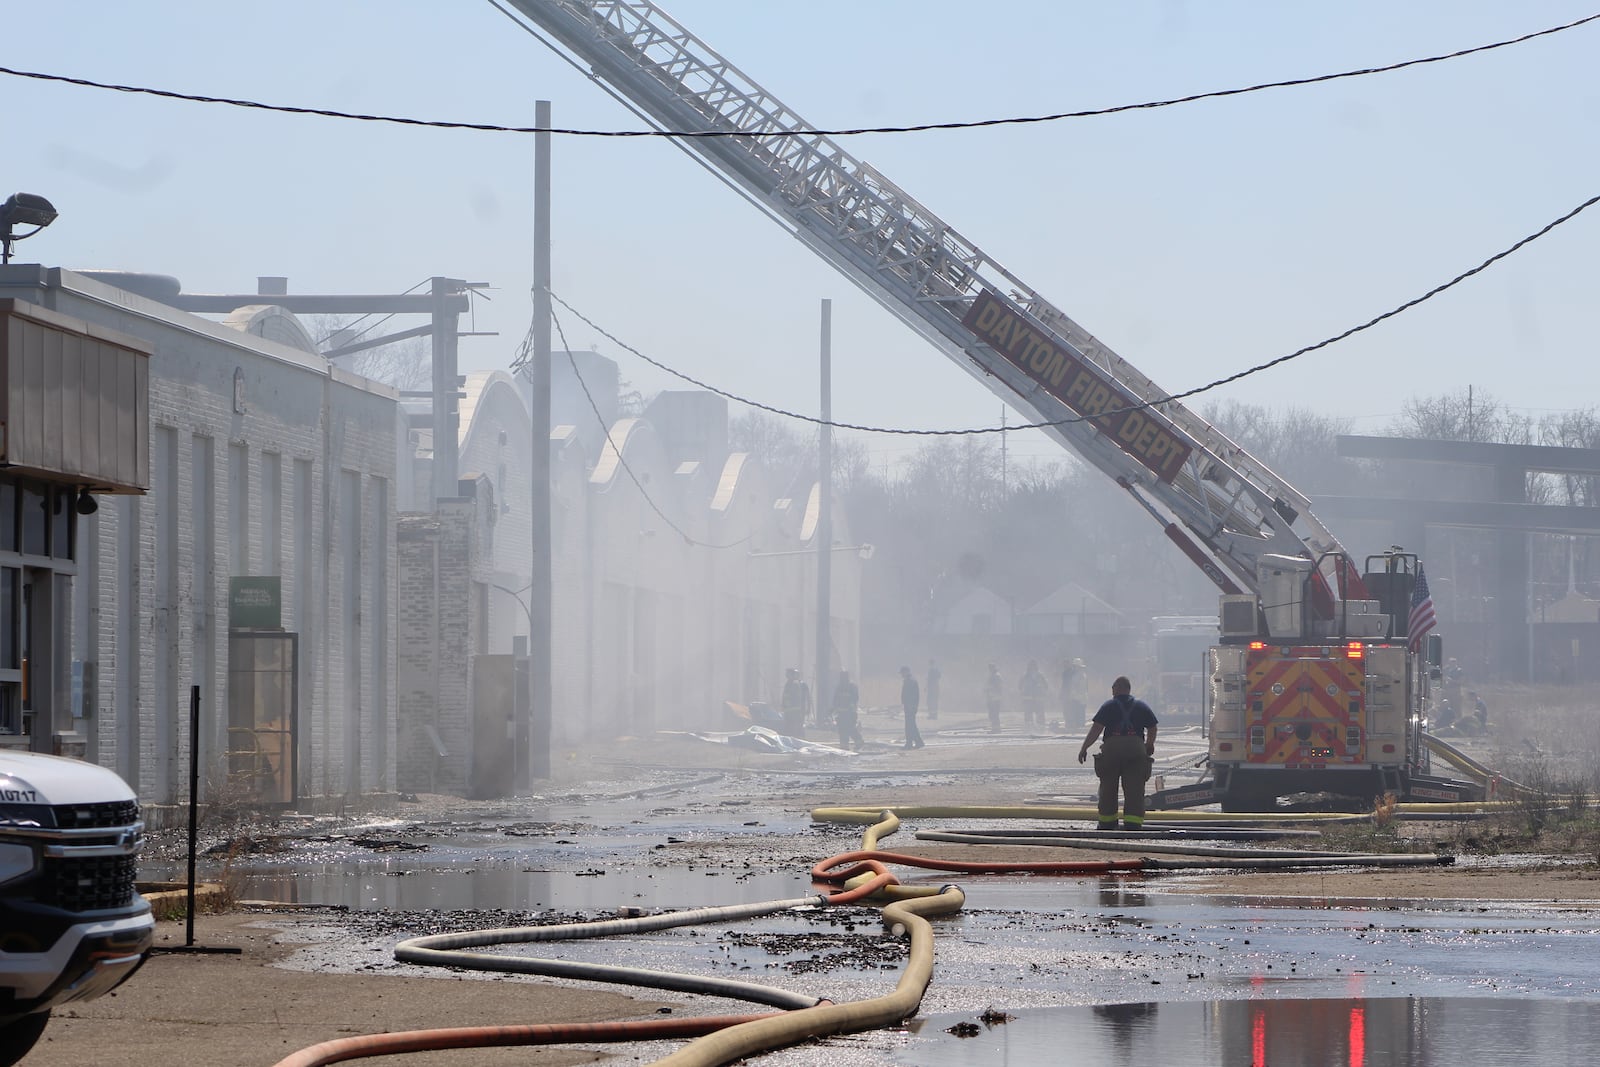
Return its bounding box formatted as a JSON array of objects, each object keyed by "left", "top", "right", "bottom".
[
  {"left": 0, "top": 483, "right": 16, "bottom": 553},
  {"left": 262, "top": 452, "right": 282, "bottom": 577},
  {"left": 0, "top": 568, "right": 16, "bottom": 670},
  {"left": 230, "top": 442, "right": 249, "bottom": 575},
  {"left": 20, "top": 485, "right": 46, "bottom": 557},
  {"left": 50, "top": 486, "right": 74, "bottom": 561}
]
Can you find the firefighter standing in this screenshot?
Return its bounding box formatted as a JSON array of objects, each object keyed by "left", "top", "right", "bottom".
[
  {"left": 899, "top": 666, "right": 924, "bottom": 749},
  {"left": 779, "top": 668, "right": 811, "bottom": 738},
  {"left": 984, "top": 664, "right": 1004, "bottom": 733},
  {"left": 1077, "top": 676, "right": 1159, "bottom": 830},
  {"left": 832, "top": 670, "right": 864, "bottom": 750},
  {"left": 1019, "top": 659, "right": 1048, "bottom": 727}
]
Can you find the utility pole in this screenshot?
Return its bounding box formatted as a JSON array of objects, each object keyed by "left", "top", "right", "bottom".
[
  {"left": 528, "top": 99, "right": 554, "bottom": 779},
  {"left": 431, "top": 277, "right": 463, "bottom": 501},
  {"left": 1000, "top": 404, "right": 1008, "bottom": 494},
  {"left": 814, "top": 300, "right": 833, "bottom": 721}
]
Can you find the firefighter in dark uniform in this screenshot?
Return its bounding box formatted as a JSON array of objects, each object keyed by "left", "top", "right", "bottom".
[
  {"left": 1077, "top": 676, "right": 1159, "bottom": 830},
  {"left": 779, "top": 667, "right": 811, "bottom": 738}
]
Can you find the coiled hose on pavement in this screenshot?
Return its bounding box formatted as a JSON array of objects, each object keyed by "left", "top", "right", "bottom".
[
  {"left": 394, "top": 897, "right": 832, "bottom": 1008},
  {"left": 272, "top": 871, "right": 967, "bottom": 1067}
]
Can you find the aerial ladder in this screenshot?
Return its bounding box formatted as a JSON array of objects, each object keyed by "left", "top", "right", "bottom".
[
  {"left": 500, "top": 0, "right": 1358, "bottom": 603},
  {"left": 501, "top": 2, "right": 1486, "bottom": 807}
]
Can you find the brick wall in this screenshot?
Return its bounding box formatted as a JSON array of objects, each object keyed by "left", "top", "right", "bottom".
[
  {"left": 395, "top": 480, "right": 493, "bottom": 794},
  {"left": 3, "top": 269, "right": 399, "bottom": 806}
]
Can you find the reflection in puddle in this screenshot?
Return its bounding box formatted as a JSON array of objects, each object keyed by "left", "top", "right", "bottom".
[{"left": 907, "top": 997, "right": 1600, "bottom": 1066}]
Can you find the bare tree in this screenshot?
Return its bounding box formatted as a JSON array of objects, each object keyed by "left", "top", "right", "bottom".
[
  {"left": 1394, "top": 389, "right": 1532, "bottom": 445},
  {"left": 1537, "top": 407, "right": 1600, "bottom": 597},
  {"left": 729, "top": 411, "right": 815, "bottom": 492},
  {"left": 831, "top": 436, "right": 872, "bottom": 497},
  {"left": 303, "top": 313, "right": 432, "bottom": 392},
  {"left": 1540, "top": 407, "right": 1600, "bottom": 507},
  {"left": 1202, "top": 400, "right": 1360, "bottom": 494}
]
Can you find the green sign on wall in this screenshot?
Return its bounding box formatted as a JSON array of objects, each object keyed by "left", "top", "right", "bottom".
[{"left": 229, "top": 576, "right": 282, "bottom": 629}]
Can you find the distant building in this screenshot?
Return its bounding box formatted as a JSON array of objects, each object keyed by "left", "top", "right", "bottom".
[
  {"left": 1015, "top": 582, "right": 1122, "bottom": 636},
  {"left": 929, "top": 584, "right": 1013, "bottom": 636},
  {"left": 399, "top": 358, "right": 866, "bottom": 781}
]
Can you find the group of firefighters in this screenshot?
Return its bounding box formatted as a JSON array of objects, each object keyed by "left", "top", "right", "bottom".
[
  {"left": 777, "top": 659, "right": 1096, "bottom": 740},
  {"left": 773, "top": 662, "right": 1158, "bottom": 830}
]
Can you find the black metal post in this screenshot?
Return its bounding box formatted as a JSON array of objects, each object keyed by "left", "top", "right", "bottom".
[
  {"left": 153, "top": 686, "right": 242, "bottom": 956},
  {"left": 185, "top": 684, "right": 199, "bottom": 947}
]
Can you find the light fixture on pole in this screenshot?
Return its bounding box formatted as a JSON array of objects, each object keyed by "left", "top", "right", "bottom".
[{"left": 1, "top": 192, "right": 58, "bottom": 264}]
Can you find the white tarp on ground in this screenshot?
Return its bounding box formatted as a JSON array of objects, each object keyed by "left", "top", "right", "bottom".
[{"left": 686, "top": 725, "right": 857, "bottom": 756}]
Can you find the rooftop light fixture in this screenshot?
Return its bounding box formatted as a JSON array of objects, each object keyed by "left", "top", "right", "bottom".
[{"left": 1, "top": 192, "right": 58, "bottom": 264}]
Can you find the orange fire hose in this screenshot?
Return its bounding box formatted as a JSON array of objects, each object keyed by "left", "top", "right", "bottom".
[{"left": 271, "top": 1013, "right": 776, "bottom": 1067}]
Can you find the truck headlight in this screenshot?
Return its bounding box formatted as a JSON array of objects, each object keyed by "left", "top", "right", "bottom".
[{"left": 0, "top": 841, "right": 36, "bottom": 885}]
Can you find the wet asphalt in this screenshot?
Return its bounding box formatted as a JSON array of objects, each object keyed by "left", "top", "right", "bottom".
[{"left": 142, "top": 737, "right": 1600, "bottom": 1065}]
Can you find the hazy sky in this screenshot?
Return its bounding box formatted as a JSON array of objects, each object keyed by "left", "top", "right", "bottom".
[{"left": 10, "top": 2, "right": 1598, "bottom": 471}]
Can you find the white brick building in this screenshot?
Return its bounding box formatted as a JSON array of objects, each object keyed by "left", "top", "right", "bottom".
[{"left": 0, "top": 266, "right": 398, "bottom": 807}]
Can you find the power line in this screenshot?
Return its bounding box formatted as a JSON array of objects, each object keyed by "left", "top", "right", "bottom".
[
  {"left": 541, "top": 187, "right": 1600, "bottom": 439},
  {"left": 2, "top": 11, "right": 1593, "bottom": 138}
]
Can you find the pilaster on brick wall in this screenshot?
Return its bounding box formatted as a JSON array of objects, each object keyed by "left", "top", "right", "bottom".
[{"left": 394, "top": 494, "right": 484, "bottom": 798}]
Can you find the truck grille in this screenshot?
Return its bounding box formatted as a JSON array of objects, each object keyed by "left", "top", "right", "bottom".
[
  {"left": 50, "top": 800, "right": 141, "bottom": 830},
  {"left": 46, "top": 854, "right": 141, "bottom": 912}
]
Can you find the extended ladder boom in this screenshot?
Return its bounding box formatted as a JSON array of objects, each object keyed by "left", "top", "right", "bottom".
[{"left": 505, "top": 0, "right": 1354, "bottom": 596}]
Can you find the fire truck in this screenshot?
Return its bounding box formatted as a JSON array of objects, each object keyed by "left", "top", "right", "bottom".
[
  {"left": 501, "top": 2, "right": 1483, "bottom": 810},
  {"left": 1187, "top": 550, "right": 1479, "bottom": 810}
]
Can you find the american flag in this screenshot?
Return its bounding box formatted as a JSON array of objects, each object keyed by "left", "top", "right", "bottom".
[{"left": 1407, "top": 563, "right": 1437, "bottom": 652}]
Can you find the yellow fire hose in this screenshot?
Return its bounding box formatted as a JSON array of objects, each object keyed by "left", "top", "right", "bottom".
[{"left": 645, "top": 886, "right": 966, "bottom": 1067}]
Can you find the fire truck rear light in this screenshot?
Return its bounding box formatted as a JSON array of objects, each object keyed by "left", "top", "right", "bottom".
[
  {"left": 1217, "top": 742, "right": 1233, "bottom": 752},
  {"left": 1381, "top": 743, "right": 1396, "bottom": 754},
  {"left": 1249, "top": 641, "right": 1266, "bottom": 651},
  {"left": 1345, "top": 642, "right": 1364, "bottom": 659}
]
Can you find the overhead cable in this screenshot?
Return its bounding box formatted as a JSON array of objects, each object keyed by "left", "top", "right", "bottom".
[
  {"left": 544, "top": 303, "right": 756, "bottom": 551},
  {"left": 1, "top": 11, "right": 1594, "bottom": 138},
  {"left": 546, "top": 189, "right": 1600, "bottom": 437}
]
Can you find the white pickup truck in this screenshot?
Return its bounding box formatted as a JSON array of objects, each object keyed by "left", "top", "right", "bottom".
[{"left": 0, "top": 751, "right": 153, "bottom": 1065}]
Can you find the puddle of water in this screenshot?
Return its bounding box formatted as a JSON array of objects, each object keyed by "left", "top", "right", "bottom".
[{"left": 900, "top": 996, "right": 1600, "bottom": 1067}]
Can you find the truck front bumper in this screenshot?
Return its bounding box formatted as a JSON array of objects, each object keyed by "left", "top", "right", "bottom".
[{"left": 0, "top": 901, "right": 153, "bottom": 1015}]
